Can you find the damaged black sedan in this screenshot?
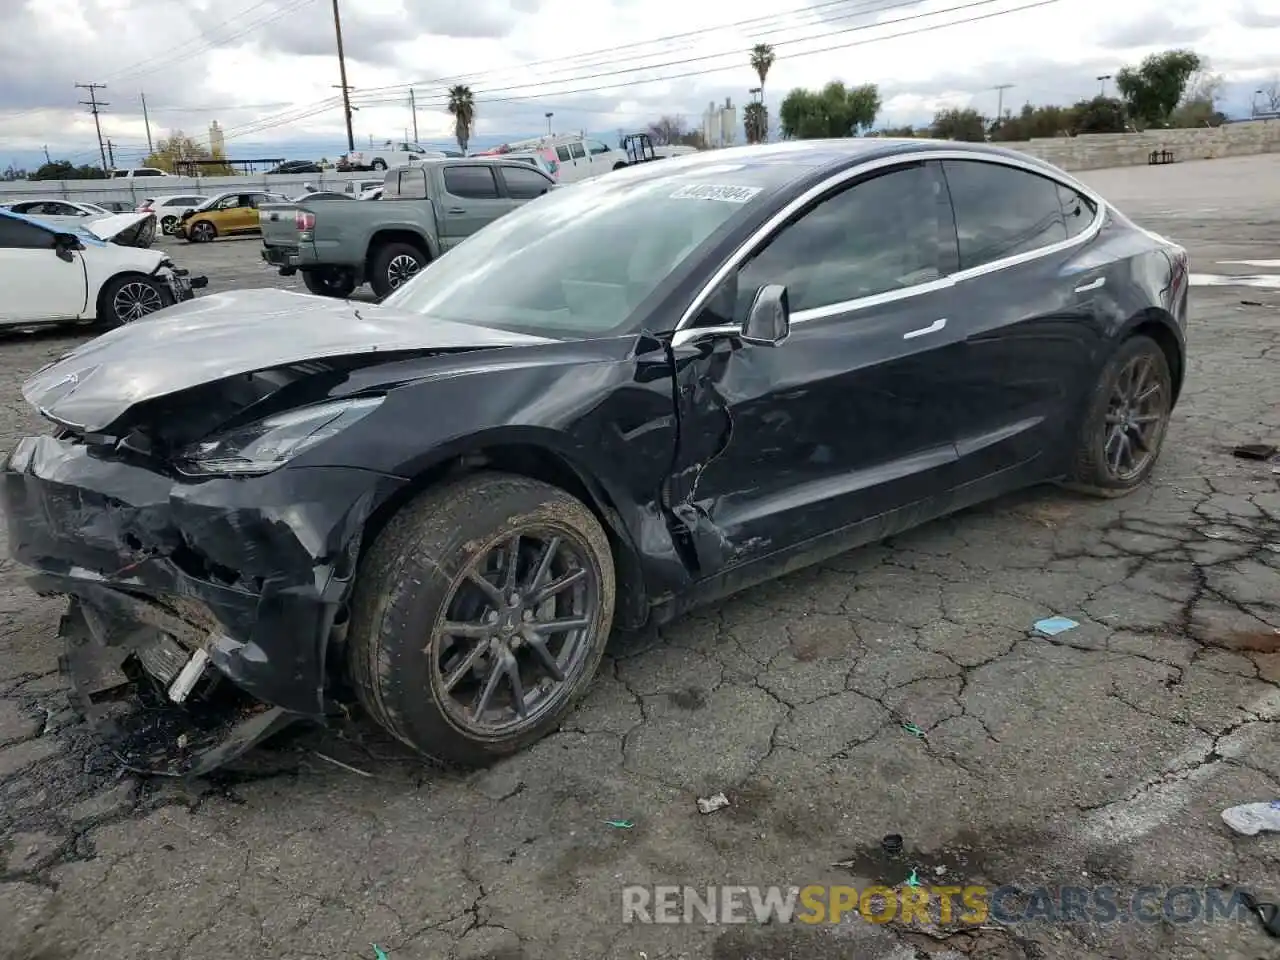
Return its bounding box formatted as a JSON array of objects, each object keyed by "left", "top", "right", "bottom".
[{"left": 0, "top": 140, "right": 1189, "bottom": 774}]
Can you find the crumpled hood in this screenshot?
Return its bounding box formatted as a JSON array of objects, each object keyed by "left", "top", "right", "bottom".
[
  {"left": 24, "top": 288, "right": 555, "bottom": 432},
  {"left": 84, "top": 212, "right": 152, "bottom": 241}
]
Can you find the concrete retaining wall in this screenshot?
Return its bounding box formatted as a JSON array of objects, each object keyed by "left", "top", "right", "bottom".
[
  {"left": 0, "top": 171, "right": 381, "bottom": 207},
  {"left": 1007, "top": 118, "right": 1280, "bottom": 172}
]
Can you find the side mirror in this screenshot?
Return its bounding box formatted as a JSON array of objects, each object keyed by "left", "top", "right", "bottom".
[
  {"left": 53, "top": 233, "right": 81, "bottom": 261},
  {"left": 740, "top": 284, "right": 790, "bottom": 346}
]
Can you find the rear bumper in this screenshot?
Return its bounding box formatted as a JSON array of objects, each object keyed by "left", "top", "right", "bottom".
[
  {"left": 262, "top": 243, "right": 301, "bottom": 274},
  {"left": 0, "top": 435, "right": 404, "bottom": 719}
]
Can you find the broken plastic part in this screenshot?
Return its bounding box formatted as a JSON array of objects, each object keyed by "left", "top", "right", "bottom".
[{"left": 168, "top": 647, "right": 211, "bottom": 703}]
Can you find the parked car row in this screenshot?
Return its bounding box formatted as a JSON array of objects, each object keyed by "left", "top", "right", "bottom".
[{"left": 0, "top": 139, "right": 1189, "bottom": 779}]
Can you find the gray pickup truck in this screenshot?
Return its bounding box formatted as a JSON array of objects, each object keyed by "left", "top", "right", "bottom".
[{"left": 259, "top": 157, "right": 557, "bottom": 298}]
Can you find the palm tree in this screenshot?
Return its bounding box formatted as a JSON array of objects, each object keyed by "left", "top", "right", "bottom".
[
  {"left": 749, "top": 44, "right": 775, "bottom": 141},
  {"left": 744, "top": 102, "right": 769, "bottom": 144},
  {"left": 447, "top": 85, "right": 475, "bottom": 154}
]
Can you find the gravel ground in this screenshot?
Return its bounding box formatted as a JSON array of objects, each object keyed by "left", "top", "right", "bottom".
[{"left": 0, "top": 155, "right": 1278, "bottom": 960}]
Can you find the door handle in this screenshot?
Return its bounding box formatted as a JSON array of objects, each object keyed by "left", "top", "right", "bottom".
[
  {"left": 903, "top": 317, "right": 947, "bottom": 340},
  {"left": 447, "top": 207, "right": 466, "bottom": 214},
  {"left": 1074, "top": 277, "right": 1105, "bottom": 293}
]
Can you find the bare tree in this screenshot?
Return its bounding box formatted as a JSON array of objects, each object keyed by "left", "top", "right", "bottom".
[{"left": 1263, "top": 76, "right": 1280, "bottom": 114}]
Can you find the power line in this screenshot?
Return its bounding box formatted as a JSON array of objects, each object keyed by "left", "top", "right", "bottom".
[
  {"left": 75, "top": 83, "right": 110, "bottom": 171},
  {"left": 214, "top": 0, "right": 1062, "bottom": 146}
]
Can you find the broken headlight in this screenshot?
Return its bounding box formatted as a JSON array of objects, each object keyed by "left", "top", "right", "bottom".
[{"left": 176, "top": 396, "right": 382, "bottom": 477}]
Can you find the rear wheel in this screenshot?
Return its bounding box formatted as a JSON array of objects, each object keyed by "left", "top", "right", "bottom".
[
  {"left": 1065, "top": 334, "right": 1173, "bottom": 496},
  {"left": 302, "top": 267, "right": 357, "bottom": 298},
  {"left": 188, "top": 219, "right": 216, "bottom": 242},
  {"left": 97, "top": 274, "right": 171, "bottom": 329},
  {"left": 160, "top": 215, "right": 178, "bottom": 235},
  {"left": 347, "top": 473, "right": 615, "bottom": 766},
  {"left": 371, "top": 159, "right": 388, "bottom": 171},
  {"left": 369, "top": 242, "right": 426, "bottom": 298}
]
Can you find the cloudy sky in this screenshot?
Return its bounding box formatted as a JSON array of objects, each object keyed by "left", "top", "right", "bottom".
[{"left": 0, "top": 0, "right": 1277, "bottom": 169}]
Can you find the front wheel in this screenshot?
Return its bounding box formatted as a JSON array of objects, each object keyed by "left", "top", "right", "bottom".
[
  {"left": 347, "top": 473, "right": 616, "bottom": 767},
  {"left": 1064, "top": 334, "right": 1173, "bottom": 497},
  {"left": 97, "top": 275, "right": 172, "bottom": 329},
  {"left": 302, "top": 268, "right": 357, "bottom": 298},
  {"left": 188, "top": 219, "right": 216, "bottom": 242},
  {"left": 371, "top": 159, "right": 388, "bottom": 171}
]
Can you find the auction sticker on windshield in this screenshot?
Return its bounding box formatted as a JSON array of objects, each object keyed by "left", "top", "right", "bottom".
[{"left": 670, "top": 184, "right": 762, "bottom": 203}]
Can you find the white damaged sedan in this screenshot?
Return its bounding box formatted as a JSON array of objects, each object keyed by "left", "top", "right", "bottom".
[{"left": 0, "top": 209, "right": 207, "bottom": 330}]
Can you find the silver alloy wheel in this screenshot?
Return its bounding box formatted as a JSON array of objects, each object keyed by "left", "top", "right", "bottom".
[
  {"left": 1103, "top": 352, "right": 1169, "bottom": 482},
  {"left": 161, "top": 216, "right": 177, "bottom": 234},
  {"left": 428, "top": 530, "right": 600, "bottom": 737},
  {"left": 386, "top": 253, "right": 421, "bottom": 289},
  {"left": 112, "top": 281, "right": 165, "bottom": 323},
  {"left": 192, "top": 221, "right": 214, "bottom": 241}
]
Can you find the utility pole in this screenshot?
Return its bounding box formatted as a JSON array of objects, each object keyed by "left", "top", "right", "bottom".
[
  {"left": 1097, "top": 74, "right": 1112, "bottom": 97},
  {"left": 409, "top": 88, "right": 419, "bottom": 143},
  {"left": 330, "top": 0, "right": 355, "bottom": 151},
  {"left": 75, "top": 82, "right": 109, "bottom": 171},
  {"left": 106, "top": 139, "right": 115, "bottom": 168},
  {"left": 545, "top": 112, "right": 553, "bottom": 135},
  {"left": 140, "top": 92, "right": 154, "bottom": 153},
  {"left": 993, "top": 83, "right": 1013, "bottom": 123}
]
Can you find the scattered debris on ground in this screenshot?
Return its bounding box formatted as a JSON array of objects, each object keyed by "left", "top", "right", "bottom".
[{"left": 696, "top": 792, "right": 730, "bottom": 814}]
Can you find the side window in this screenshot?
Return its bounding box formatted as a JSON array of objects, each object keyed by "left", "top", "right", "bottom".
[
  {"left": 555, "top": 145, "right": 571, "bottom": 163},
  {"left": 735, "top": 163, "right": 945, "bottom": 316},
  {"left": 0, "top": 217, "right": 54, "bottom": 249},
  {"left": 942, "top": 160, "right": 1068, "bottom": 270},
  {"left": 443, "top": 166, "right": 499, "bottom": 199},
  {"left": 1058, "top": 183, "right": 1096, "bottom": 240},
  {"left": 569, "top": 142, "right": 586, "bottom": 160},
  {"left": 501, "top": 166, "right": 552, "bottom": 200},
  {"left": 244, "top": 194, "right": 267, "bottom": 208},
  {"left": 586, "top": 139, "right": 610, "bottom": 156}
]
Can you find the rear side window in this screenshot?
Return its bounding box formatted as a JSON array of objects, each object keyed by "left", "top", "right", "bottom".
[
  {"left": 569, "top": 142, "right": 585, "bottom": 160},
  {"left": 556, "top": 145, "right": 571, "bottom": 162},
  {"left": 736, "top": 161, "right": 945, "bottom": 314},
  {"left": 501, "top": 166, "right": 553, "bottom": 200},
  {"left": 443, "top": 166, "right": 498, "bottom": 199},
  {"left": 1058, "top": 183, "right": 1096, "bottom": 239},
  {"left": 942, "top": 160, "right": 1068, "bottom": 269}
]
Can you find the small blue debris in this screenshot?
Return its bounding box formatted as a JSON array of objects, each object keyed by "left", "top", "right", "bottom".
[
  {"left": 1033, "top": 616, "right": 1079, "bottom": 637},
  {"left": 372, "top": 945, "right": 389, "bottom": 960}
]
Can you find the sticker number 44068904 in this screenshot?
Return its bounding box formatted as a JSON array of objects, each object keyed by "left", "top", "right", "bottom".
[{"left": 669, "top": 184, "right": 762, "bottom": 203}]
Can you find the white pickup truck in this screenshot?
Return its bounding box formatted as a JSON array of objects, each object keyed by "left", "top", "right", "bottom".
[{"left": 339, "top": 142, "right": 448, "bottom": 172}]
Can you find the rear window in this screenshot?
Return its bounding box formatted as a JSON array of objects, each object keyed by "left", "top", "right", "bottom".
[
  {"left": 443, "top": 166, "right": 499, "bottom": 199},
  {"left": 501, "top": 166, "right": 553, "bottom": 200}
]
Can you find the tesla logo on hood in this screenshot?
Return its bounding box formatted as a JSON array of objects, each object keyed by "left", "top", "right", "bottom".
[{"left": 47, "top": 371, "right": 79, "bottom": 390}]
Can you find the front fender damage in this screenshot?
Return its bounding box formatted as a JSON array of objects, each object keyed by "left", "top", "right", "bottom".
[{"left": 3, "top": 435, "right": 398, "bottom": 775}]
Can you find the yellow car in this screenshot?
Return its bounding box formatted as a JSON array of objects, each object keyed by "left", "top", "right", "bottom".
[{"left": 175, "top": 191, "right": 288, "bottom": 242}]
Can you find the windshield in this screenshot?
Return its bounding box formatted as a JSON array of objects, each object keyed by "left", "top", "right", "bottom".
[{"left": 382, "top": 163, "right": 791, "bottom": 338}]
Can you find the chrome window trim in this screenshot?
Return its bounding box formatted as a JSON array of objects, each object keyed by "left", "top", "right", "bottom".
[{"left": 671, "top": 149, "right": 1108, "bottom": 344}]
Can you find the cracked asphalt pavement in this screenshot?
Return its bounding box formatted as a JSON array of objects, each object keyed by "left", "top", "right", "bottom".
[{"left": 1, "top": 155, "right": 1278, "bottom": 960}]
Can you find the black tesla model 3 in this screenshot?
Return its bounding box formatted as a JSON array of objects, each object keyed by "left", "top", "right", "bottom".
[{"left": 1, "top": 138, "right": 1189, "bottom": 774}]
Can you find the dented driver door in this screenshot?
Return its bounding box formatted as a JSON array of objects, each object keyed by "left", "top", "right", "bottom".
[{"left": 663, "top": 160, "right": 968, "bottom": 576}]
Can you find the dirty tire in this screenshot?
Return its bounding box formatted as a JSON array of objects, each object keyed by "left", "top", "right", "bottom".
[
  {"left": 368, "top": 242, "right": 426, "bottom": 298},
  {"left": 1064, "top": 334, "right": 1173, "bottom": 497},
  {"left": 97, "top": 273, "right": 172, "bottom": 329},
  {"left": 302, "top": 267, "right": 357, "bottom": 298},
  {"left": 347, "top": 472, "right": 615, "bottom": 767}
]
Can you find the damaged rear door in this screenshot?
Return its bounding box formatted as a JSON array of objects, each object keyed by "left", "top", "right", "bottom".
[{"left": 664, "top": 159, "right": 968, "bottom": 574}]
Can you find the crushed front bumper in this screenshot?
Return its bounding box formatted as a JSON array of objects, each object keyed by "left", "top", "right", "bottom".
[{"left": 0, "top": 435, "right": 403, "bottom": 773}]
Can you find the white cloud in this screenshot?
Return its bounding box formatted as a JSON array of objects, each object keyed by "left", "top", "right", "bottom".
[{"left": 0, "top": 0, "right": 1276, "bottom": 164}]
